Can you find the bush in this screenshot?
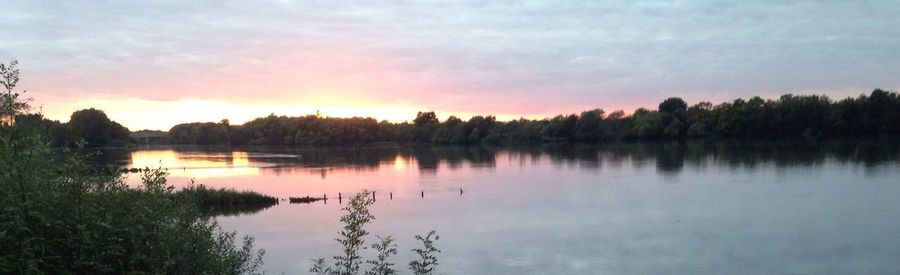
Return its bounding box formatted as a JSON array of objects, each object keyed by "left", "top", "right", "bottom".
[{"left": 0, "top": 127, "right": 264, "bottom": 274}]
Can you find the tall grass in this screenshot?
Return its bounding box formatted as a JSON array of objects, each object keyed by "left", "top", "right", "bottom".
[
  {"left": 177, "top": 184, "right": 278, "bottom": 206},
  {"left": 176, "top": 184, "right": 279, "bottom": 217},
  {"left": 290, "top": 196, "right": 325, "bottom": 203}
]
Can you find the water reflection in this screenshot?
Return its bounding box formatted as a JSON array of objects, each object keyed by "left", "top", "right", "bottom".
[
  {"left": 128, "top": 150, "right": 260, "bottom": 178},
  {"left": 118, "top": 141, "right": 900, "bottom": 180},
  {"left": 202, "top": 203, "right": 279, "bottom": 217},
  {"left": 107, "top": 142, "right": 900, "bottom": 274}
]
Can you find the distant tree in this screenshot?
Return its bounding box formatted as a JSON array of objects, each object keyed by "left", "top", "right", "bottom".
[
  {"left": 630, "top": 108, "right": 664, "bottom": 138},
  {"left": 413, "top": 111, "right": 438, "bottom": 127},
  {"left": 14, "top": 114, "right": 74, "bottom": 146},
  {"left": 411, "top": 111, "right": 439, "bottom": 142},
  {"left": 68, "top": 108, "right": 131, "bottom": 147},
  {"left": 432, "top": 116, "right": 461, "bottom": 144},
  {"left": 160, "top": 89, "right": 900, "bottom": 146},
  {"left": 464, "top": 115, "right": 495, "bottom": 143},
  {"left": 540, "top": 114, "right": 578, "bottom": 141},
  {"left": 658, "top": 97, "right": 687, "bottom": 115},
  {"left": 600, "top": 110, "right": 627, "bottom": 139},
  {"left": 686, "top": 102, "right": 713, "bottom": 137},
  {"left": 657, "top": 98, "right": 688, "bottom": 137},
  {"left": 574, "top": 108, "right": 605, "bottom": 140}
]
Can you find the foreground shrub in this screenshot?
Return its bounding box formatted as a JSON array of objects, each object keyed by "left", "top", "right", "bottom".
[
  {"left": 0, "top": 129, "right": 264, "bottom": 274},
  {"left": 310, "top": 192, "right": 440, "bottom": 275}
]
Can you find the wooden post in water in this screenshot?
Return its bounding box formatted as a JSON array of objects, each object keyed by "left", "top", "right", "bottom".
[
  {"left": 372, "top": 191, "right": 376, "bottom": 202},
  {"left": 390, "top": 192, "right": 393, "bottom": 200},
  {"left": 421, "top": 191, "right": 424, "bottom": 198},
  {"left": 338, "top": 193, "right": 342, "bottom": 204},
  {"left": 323, "top": 193, "right": 327, "bottom": 204}
]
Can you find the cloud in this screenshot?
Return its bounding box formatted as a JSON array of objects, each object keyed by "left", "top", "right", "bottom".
[{"left": 2, "top": 0, "right": 899, "bottom": 128}]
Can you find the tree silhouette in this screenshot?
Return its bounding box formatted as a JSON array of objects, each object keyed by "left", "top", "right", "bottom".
[{"left": 67, "top": 108, "right": 131, "bottom": 147}]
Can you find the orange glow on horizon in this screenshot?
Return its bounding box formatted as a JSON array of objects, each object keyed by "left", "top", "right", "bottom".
[
  {"left": 39, "top": 97, "right": 551, "bottom": 131},
  {"left": 30, "top": 52, "right": 574, "bottom": 131}
]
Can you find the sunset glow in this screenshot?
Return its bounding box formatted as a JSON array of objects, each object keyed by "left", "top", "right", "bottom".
[
  {"left": 5, "top": 2, "right": 896, "bottom": 130},
  {"left": 39, "top": 97, "right": 550, "bottom": 130},
  {"left": 4, "top": 2, "right": 900, "bottom": 274},
  {"left": 41, "top": 98, "right": 423, "bottom": 130}
]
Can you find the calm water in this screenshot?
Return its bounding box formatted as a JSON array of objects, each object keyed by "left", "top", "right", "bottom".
[{"left": 112, "top": 142, "right": 900, "bottom": 274}]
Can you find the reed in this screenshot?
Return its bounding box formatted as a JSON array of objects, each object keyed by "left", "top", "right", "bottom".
[
  {"left": 177, "top": 184, "right": 278, "bottom": 206},
  {"left": 289, "top": 196, "right": 325, "bottom": 204}
]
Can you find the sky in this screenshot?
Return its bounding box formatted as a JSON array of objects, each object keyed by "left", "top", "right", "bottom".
[{"left": 1, "top": 1, "right": 899, "bottom": 130}]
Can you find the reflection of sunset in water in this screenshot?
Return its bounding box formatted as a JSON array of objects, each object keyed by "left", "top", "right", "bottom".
[
  {"left": 111, "top": 144, "right": 900, "bottom": 275},
  {"left": 129, "top": 150, "right": 180, "bottom": 168},
  {"left": 129, "top": 150, "right": 259, "bottom": 179},
  {"left": 123, "top": 148, "right": 480, "bottom": 198},
  {"left": 393, "top": 155, "right": 409, "bottom": 171}
]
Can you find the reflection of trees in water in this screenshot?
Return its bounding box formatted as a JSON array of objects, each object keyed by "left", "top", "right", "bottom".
[
  {"left": 402, "top": 146, "right": 497, "bottom": 174},
  {"left": 90, "top": 147, "right": 133, "bottom": 166},
  {"left": 203, "top": 203, "right": 277, "bottom": 217},
  {"left": 106, "top": 141, "right": 899, "bottom": 176},
  {"left": 248, "top": 145, "right": 499, "bottom": 176},
  {"left": 515, "top": 140, "right": 898, "bottom": 175},
  {"left": 704, "top": 141, "right": 899, "bottom": 170},
  {"left": 656, "top": 142, "right": 686, "bottom": 174},
  {"left": 267, "top": 166, "right": 378, "bottom": 178}
]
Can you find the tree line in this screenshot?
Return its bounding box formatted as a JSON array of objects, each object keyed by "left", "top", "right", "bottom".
[
  {"left": 10, "top": 90, "right": 900, "bottom": 148},
  {"left": 167, "top": 89, "right": 900, "bottom": 146},
  {"left": 7, "top": 56, "right": 899, "bottom": 147},
  {"left": 15, "top": 108, "right": 132, "bottom": 147}
]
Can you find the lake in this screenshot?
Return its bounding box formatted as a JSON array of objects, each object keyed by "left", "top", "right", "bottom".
[{"left": 112, "top": 141, "right": 900, "bottom": 274}]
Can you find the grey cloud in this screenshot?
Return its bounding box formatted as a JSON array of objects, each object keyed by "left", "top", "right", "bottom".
[{"left": 1, "top": 0, "right": 899, "bottom": 113}]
